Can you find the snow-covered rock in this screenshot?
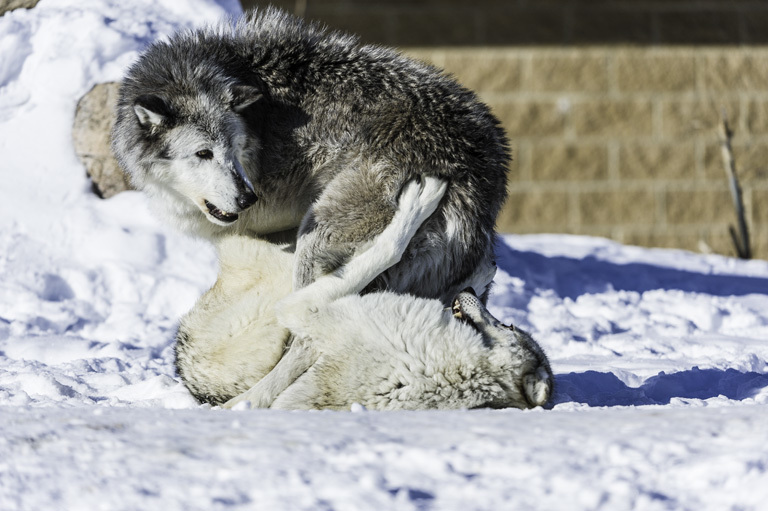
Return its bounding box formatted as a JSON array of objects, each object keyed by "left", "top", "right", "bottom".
[{"left": 72, "top": 81, "right": 130, "bottom": 198}]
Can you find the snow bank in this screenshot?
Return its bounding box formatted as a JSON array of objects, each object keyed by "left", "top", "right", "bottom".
[{"left": 1, "top": 1, "right": 767, "bottom": 509}]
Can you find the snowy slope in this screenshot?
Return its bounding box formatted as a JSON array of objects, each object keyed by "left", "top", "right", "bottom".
[{"left": 1, "top": 1, "right": 768, "bottom": 510}]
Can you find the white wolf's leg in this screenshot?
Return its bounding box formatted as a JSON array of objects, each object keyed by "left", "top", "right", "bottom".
[
  {"left": 222, "top": 335, "right": 317, "bottom": 409},
  {"left": 277, "top": 176, "right": 447, "bottom": 336},
  {"left": 223, "top": 176, "right": 446, "bottom": 410}
]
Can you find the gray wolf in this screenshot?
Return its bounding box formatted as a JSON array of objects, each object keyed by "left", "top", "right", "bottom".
[
  {"left": 178, "top": 177, "right": 553, "bottom": 410},
  {"left": 111, "top": 7, "right": 509, "bottom": 304}
]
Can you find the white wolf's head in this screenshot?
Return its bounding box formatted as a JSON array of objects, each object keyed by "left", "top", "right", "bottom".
[
  {"left": 128, "top": 86, "right": 262, "bottom": 228},
  {"left": 452, "top": 289, "right": 554, "bottom": 408}
]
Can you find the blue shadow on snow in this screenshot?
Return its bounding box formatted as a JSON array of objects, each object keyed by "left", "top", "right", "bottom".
[
  {"left": 495, "top": 240, "right": 768, "bottom": 299},
  {"left": 553, "top": 367, "right": 768, "bottom": 407}
]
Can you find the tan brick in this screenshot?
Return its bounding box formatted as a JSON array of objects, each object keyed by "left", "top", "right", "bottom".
[
  {"left": 509, "top": 141, "right": 530, "bottom": 181},
  {"left": 571, "top": 100, "right": 652, "bottom": 137},
  {"left": 703, "top": 143, "right": 727, "bottom": 180},
  {"left": 501, "top": 225, "right": 581, "bottom": 236},
  {"left": 745, "top": 99, "right": 768, "bottom": 135},
  {"left": 620, "top": 143, "right": 696, "bottom": 180},
  {"left": 752, "top": 227, "right": 768, "bottom": 261},
  {"left": 443, "top": 53, "right": 522, "bottom": 93},
  {"left": 703, "top": 143, "right": 768, "bottom": 182},
  {"left": 622, "top": 230, "right": 696, "bottom": 251},
  {"left": 752, "top": 189, "right": 768, "bottom": 227},
  {"left": 531, "top": 144, "right": 608, "bottom": 181},
  {"left": 738, "top": 146, "right": 768, "bottom": 183},
  {"left": 661, "top": 99, "right": 739, "bottom": 139},
  {"left": 701, "top": 53, "right": 768, "bottom": 92},
  {"left": 616, "top": 53, "right": 695, "bottom": 92},
  {"left": 497, "top": 189, "right": 570, "bottom": 232},
  {"left": 579, "top": 188, "right": 657, "bottom": 226},
  {"left": 402, "top": 49, "right": 441, "bottom": 68},
  {"left": 704, "top": 230, "right": 741, "bottom": 258},
  {"left": 665, "top": 189, "right": 734, "bottom": 225},
  {"left": 488, "top": 100, "right": 566, "bottom": 138},
  {"left": 623, "top": 228, "right": 740, "bottom": 256},
  {"left": 529, "top": 55, "right": 609, "bottom": 92}
]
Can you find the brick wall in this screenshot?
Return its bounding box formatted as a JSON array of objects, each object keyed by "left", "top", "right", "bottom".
[
  {"left": 241, "top": 1, "right": 768, "bottom": 259},
  {"left": 408, "top": 47, "right": 768, "bottom": 259}
]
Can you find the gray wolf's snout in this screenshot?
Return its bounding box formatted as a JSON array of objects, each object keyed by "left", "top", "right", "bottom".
[
  {"left": 233, "top": 173, "right": 258, "bottom": 211},
  {"left": 236, "top": 188, "right": 258, "bottom": 210}
]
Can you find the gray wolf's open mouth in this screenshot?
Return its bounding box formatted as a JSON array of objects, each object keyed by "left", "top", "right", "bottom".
[{"left": 205, "top": 200, "right": 238, "bottom": 223}]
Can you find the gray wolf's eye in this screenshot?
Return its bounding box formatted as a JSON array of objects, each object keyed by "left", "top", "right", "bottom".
[{"left": 196, "top": 149, "right": 214, "bottom": 160}]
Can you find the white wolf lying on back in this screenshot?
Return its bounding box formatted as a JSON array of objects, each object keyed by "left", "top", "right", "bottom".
[{"left": 178, "top": 177, "right": 553, "bottom": 410}]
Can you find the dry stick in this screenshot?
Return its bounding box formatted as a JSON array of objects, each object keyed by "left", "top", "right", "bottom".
[{"left": 718, "top": 114, "right": 751, "bottom": 259}]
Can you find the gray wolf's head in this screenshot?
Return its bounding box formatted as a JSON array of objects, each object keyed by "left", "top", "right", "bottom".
[
  {"left": 124, "top": 85, "right": 261, "bottom": 227},
  {"left": 111, "top": 29, "right": 267, "bottom": 234},
  {"left": 452, "top": 289, "right": 554, "bottom": 409}
]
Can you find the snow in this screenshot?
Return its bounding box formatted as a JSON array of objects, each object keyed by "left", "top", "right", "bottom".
[{"left": 1, "top": 1, "right": 767, "bottom": 509}]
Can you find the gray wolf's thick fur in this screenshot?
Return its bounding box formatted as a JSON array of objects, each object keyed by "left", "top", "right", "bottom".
[
  {"left": 111, "top": 7, "right": 509, "bottom": 304},
  {"left": 178, "top": 177, "right": 552, "bottom": 410}
]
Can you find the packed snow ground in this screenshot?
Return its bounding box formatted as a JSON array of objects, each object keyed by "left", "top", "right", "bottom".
[{"left": 1, "top": 1, "right": 768, "bottom": 509}]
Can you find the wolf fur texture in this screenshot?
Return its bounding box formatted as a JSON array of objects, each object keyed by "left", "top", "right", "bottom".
[
  {"left": 174, "top": 233, "right": 294, "bottom": 405},
  {"left": 111, "top": 7, "right": 509, "bottom": 304},
  {"left": 178, "top": 176, "right": 553, "bottom": 410}
]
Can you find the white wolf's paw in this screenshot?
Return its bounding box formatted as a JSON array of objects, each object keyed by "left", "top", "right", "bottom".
[
  {"left": 377, "top": 175, "right": 447, "bottom": 265},
  {"left": 222, "top": 393, "right": 250, "bottom": 410},
  {"left": 396, "top": 175, "right": 448, "bottom": 231},
  {"left": 228, "top": 399, "right": 253, "bottom": 411},
  {"left": 399, "top": 175, "right": 447, "bottom": 219},
  {"left": 223, "top": 389, "right": 270, "bottom": 410}
]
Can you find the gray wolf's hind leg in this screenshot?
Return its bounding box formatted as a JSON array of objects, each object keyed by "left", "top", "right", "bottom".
[
  {"left": 293, "top": 163, "right": 409, "bottom": 291},
  {"left": 279, "top": 176, "right": 448, "bottom": 336}
]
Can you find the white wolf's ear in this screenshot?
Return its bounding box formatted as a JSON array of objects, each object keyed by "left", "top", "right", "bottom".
[
  {"left": 231, "top": 85, "right": 263, "bottom": 113},
  {"left": 133, "top": 95, "right": 171, "bottom": 128}
]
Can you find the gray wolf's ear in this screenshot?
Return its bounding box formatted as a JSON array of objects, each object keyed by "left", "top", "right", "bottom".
[
  {"left": 231, "top": 85, "right": 263, "bottom": 113},
  {"left": 133, "top": 95, "right": 172, "bottom": 128}
]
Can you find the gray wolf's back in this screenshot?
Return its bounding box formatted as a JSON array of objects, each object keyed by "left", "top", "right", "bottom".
[{"left": 113, "top": 7, "right": 510, "bottom": 303}]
